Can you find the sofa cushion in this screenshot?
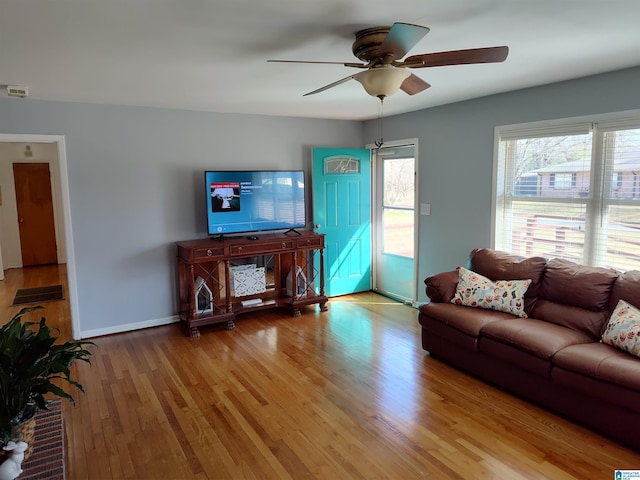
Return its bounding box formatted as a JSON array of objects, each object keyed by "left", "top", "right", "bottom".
[
  {"left": 470, "top": 248, "right": 546, "bottom": 296},
  {"left": 537, "top": 258, "right": 618, "bottom": 310},
  {"left": 450, "top": 267, "right": 531, "bottom": 318},
  {"left": 610, "top": 269, "right": 640, "bottom": 311},
  {"left": 480, "top": 318, "right": 593, "bottom": 361},
  {"left": 531, "top": 258, "right": 618, "bottom": 339},
  {"left": 478, "top": 319, "right": 593, "bottom": 378},
  {"left": 470, "top": 248, "right": 547, "bottom": 284},
  {"left": 419, "top": 302, "right": 513, "bottom": 337},
  {"left": 601, "top": 299, "right": 640, "bottom": 357},
  {"left": 470, "top": 248, "right": 546, "bottom": 316},
  {"left": 553, "top": 342, "right": 640, "bottom": 393},
  {"left": 529, "top": 299, "right": 610, "bottom": 341}
]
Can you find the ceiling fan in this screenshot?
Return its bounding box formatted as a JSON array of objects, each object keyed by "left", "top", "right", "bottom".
[{"left": 268, "top": 22, "right": 509, "bottom": 100}]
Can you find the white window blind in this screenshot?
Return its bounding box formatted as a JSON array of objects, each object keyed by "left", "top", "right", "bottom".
[{"left": 495, "top": 115, "right": 640, "bottom": 271}]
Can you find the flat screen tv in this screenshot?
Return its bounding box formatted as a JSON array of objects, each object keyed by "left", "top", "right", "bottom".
[{"left": 205, "top": 170, "right": 306, "bottom": 236}]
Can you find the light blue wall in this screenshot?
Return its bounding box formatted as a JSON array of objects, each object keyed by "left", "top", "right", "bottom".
[
  {"left": 3, "top": 65, "right": 640, "bottom": 330},
  {"left": 0, "top": 99, "right": 363, "bottom": 334},
  {"left": 363, "top": 66, "right": 640, "bottom": 300}
]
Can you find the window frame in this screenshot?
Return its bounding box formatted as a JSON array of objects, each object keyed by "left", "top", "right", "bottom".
[{"left": 492, "top": 110, "right": 640, "bottom": 270}]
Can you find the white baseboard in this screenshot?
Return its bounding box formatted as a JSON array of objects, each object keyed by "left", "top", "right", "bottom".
[{"left": 80, "top": 315, "right": 180, "bottom": 339}]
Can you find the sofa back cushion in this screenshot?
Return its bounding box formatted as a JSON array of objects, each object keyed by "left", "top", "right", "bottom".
[
  {"left": 610, "top": 270, "right": 640, "bottom": 311},
  {"left": 531, "top": 258, "right": 619, "bottom": 339},
  {"left": 470, "top": 248, "right": 547, "bottom": 285},
  {"left": 469, "top": 248, "right": 547, "bottom": 314}
]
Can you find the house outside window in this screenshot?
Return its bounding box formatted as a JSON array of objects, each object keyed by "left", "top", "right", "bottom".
[{"left": 494, "top": 113, "right": 640, "bottom": 271}]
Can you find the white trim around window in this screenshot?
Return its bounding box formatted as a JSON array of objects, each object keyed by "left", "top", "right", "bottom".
[{"left": 492, "top": 109, "right": 640, "bottom": 271}]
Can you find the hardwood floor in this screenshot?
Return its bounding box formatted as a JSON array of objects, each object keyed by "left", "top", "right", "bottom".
[
  {"left": 2, "top": 266, "right": 640, "bottom": 479},
  {"left": 1, "top": 264, "right": 71, "bottom": 338}
]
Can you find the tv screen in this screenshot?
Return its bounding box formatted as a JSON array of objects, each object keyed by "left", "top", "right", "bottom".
[{"left": 205, "top": 170, "right": 306, "bottom": 236}]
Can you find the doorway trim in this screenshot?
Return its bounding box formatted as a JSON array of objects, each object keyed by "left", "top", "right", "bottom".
[
  {"left": 367, "top": 138, "right": 420, "bottom": 305},
  {"left": 0, "top": 134, "right": 79, "bottom": 340}
]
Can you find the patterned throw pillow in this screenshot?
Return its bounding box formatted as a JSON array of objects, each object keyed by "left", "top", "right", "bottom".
[
  {"left": 602, "top": 299, "right": 640, "bottom": 357},
  {"left": 451, "top": 267, "right": 532, "bottom": 318}
]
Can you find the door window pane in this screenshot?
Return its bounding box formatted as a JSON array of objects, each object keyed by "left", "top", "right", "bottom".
[
  {"left": 383, "top": 209, "right": 414, "bottom": 257},
  {"left": 382, "top": 157, "right": 414, "bottom": 257},
  {"left": 384, "top": 158, "right": 414, "bottom": 207},
  {"left": 325, "top": 157, "right": 360, "bottom": 174}
]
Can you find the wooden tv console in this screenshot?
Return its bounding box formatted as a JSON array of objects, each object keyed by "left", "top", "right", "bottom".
[{"left": 176, "top": 231, "right": 328, "bottom": 337}]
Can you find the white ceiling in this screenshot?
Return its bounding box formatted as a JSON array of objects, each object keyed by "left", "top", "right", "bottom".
[{"left": 1, "top": 0, "right": 640, "bottom": 121}]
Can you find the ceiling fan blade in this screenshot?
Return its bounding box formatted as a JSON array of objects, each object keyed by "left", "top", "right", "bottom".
[
  {"left": 405, "top": 46, "right": 509, "bottom": 67},
  {"left": 303, "top": 74, "right": 357, "bottom": 96},
  {"left": 267, "top": 59, "right": 367, "bottom": 68},
  {"left": 378, "top": 22, "right": 430, "bottom": 60},
  {"left": 400, "top": 74, "right": 431, "bottom": 95}
]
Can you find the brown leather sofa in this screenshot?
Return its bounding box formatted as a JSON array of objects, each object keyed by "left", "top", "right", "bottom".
[{"left": 418, "top": 248, "right": 640, "bottom": 450}]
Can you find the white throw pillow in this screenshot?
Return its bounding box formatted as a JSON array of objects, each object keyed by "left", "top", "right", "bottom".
[
  {"left": 602, "top": 299, "right": 640, "bottom": 357},
  {"left": 450, "top": 267, "right": 532, "bottom": 318}
]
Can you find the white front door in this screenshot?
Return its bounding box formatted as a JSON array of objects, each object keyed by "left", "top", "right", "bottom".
[{"left": 372, "top": 142, "right": 418, "bottom": 304}]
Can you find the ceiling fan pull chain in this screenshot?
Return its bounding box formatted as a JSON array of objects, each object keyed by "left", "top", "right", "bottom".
[{"left": 375, "top": 97, "right": 385, "bottom": 148}]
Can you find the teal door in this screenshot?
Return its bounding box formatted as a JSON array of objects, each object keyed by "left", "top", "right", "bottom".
[{"left": 312, "top": 148, "right": 372, "bottom": 297}]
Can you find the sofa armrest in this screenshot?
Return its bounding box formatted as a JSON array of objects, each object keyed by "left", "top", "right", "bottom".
[{"left": 424, "top": 270, "right": 459, "bottom": 303}]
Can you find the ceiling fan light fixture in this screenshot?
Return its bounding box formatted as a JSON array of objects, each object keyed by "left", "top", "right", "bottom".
[{"left": 354, "top": 67, "right": 411, "bottom": 99}]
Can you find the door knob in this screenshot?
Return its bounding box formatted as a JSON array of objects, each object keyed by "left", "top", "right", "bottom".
[
  {"left": 18, "top": 218, "right": 24, "bottom": 223},
  {"left": 315, "top": 224, "right": 321, "bottom": 229}
]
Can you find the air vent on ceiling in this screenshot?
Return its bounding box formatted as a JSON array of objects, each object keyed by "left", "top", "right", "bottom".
[{"left": 7, "top": 85, "right": 29, "bottom": 98}]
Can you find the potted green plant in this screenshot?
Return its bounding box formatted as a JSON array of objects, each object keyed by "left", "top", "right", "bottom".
[{"left": 0, "top": 306, "right": 93, "bottom": 449}]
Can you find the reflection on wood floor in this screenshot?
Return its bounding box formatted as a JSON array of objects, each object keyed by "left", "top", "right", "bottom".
[{"left": 1, "top": 266, "right": 639, "bottom": 479}]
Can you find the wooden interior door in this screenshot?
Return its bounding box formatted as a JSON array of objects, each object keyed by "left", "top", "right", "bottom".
[{"left": 13, "top": 163, "right": 58, "bottom": 266}]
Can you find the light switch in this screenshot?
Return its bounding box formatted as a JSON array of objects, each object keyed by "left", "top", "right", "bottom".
[{"left": 420, "top": 203, "right": 431, "bottom": 215}]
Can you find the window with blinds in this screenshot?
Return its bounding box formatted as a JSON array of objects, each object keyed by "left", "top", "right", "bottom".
[{"left": 494, "top": 114, "right": 640, "bottom": 271}]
